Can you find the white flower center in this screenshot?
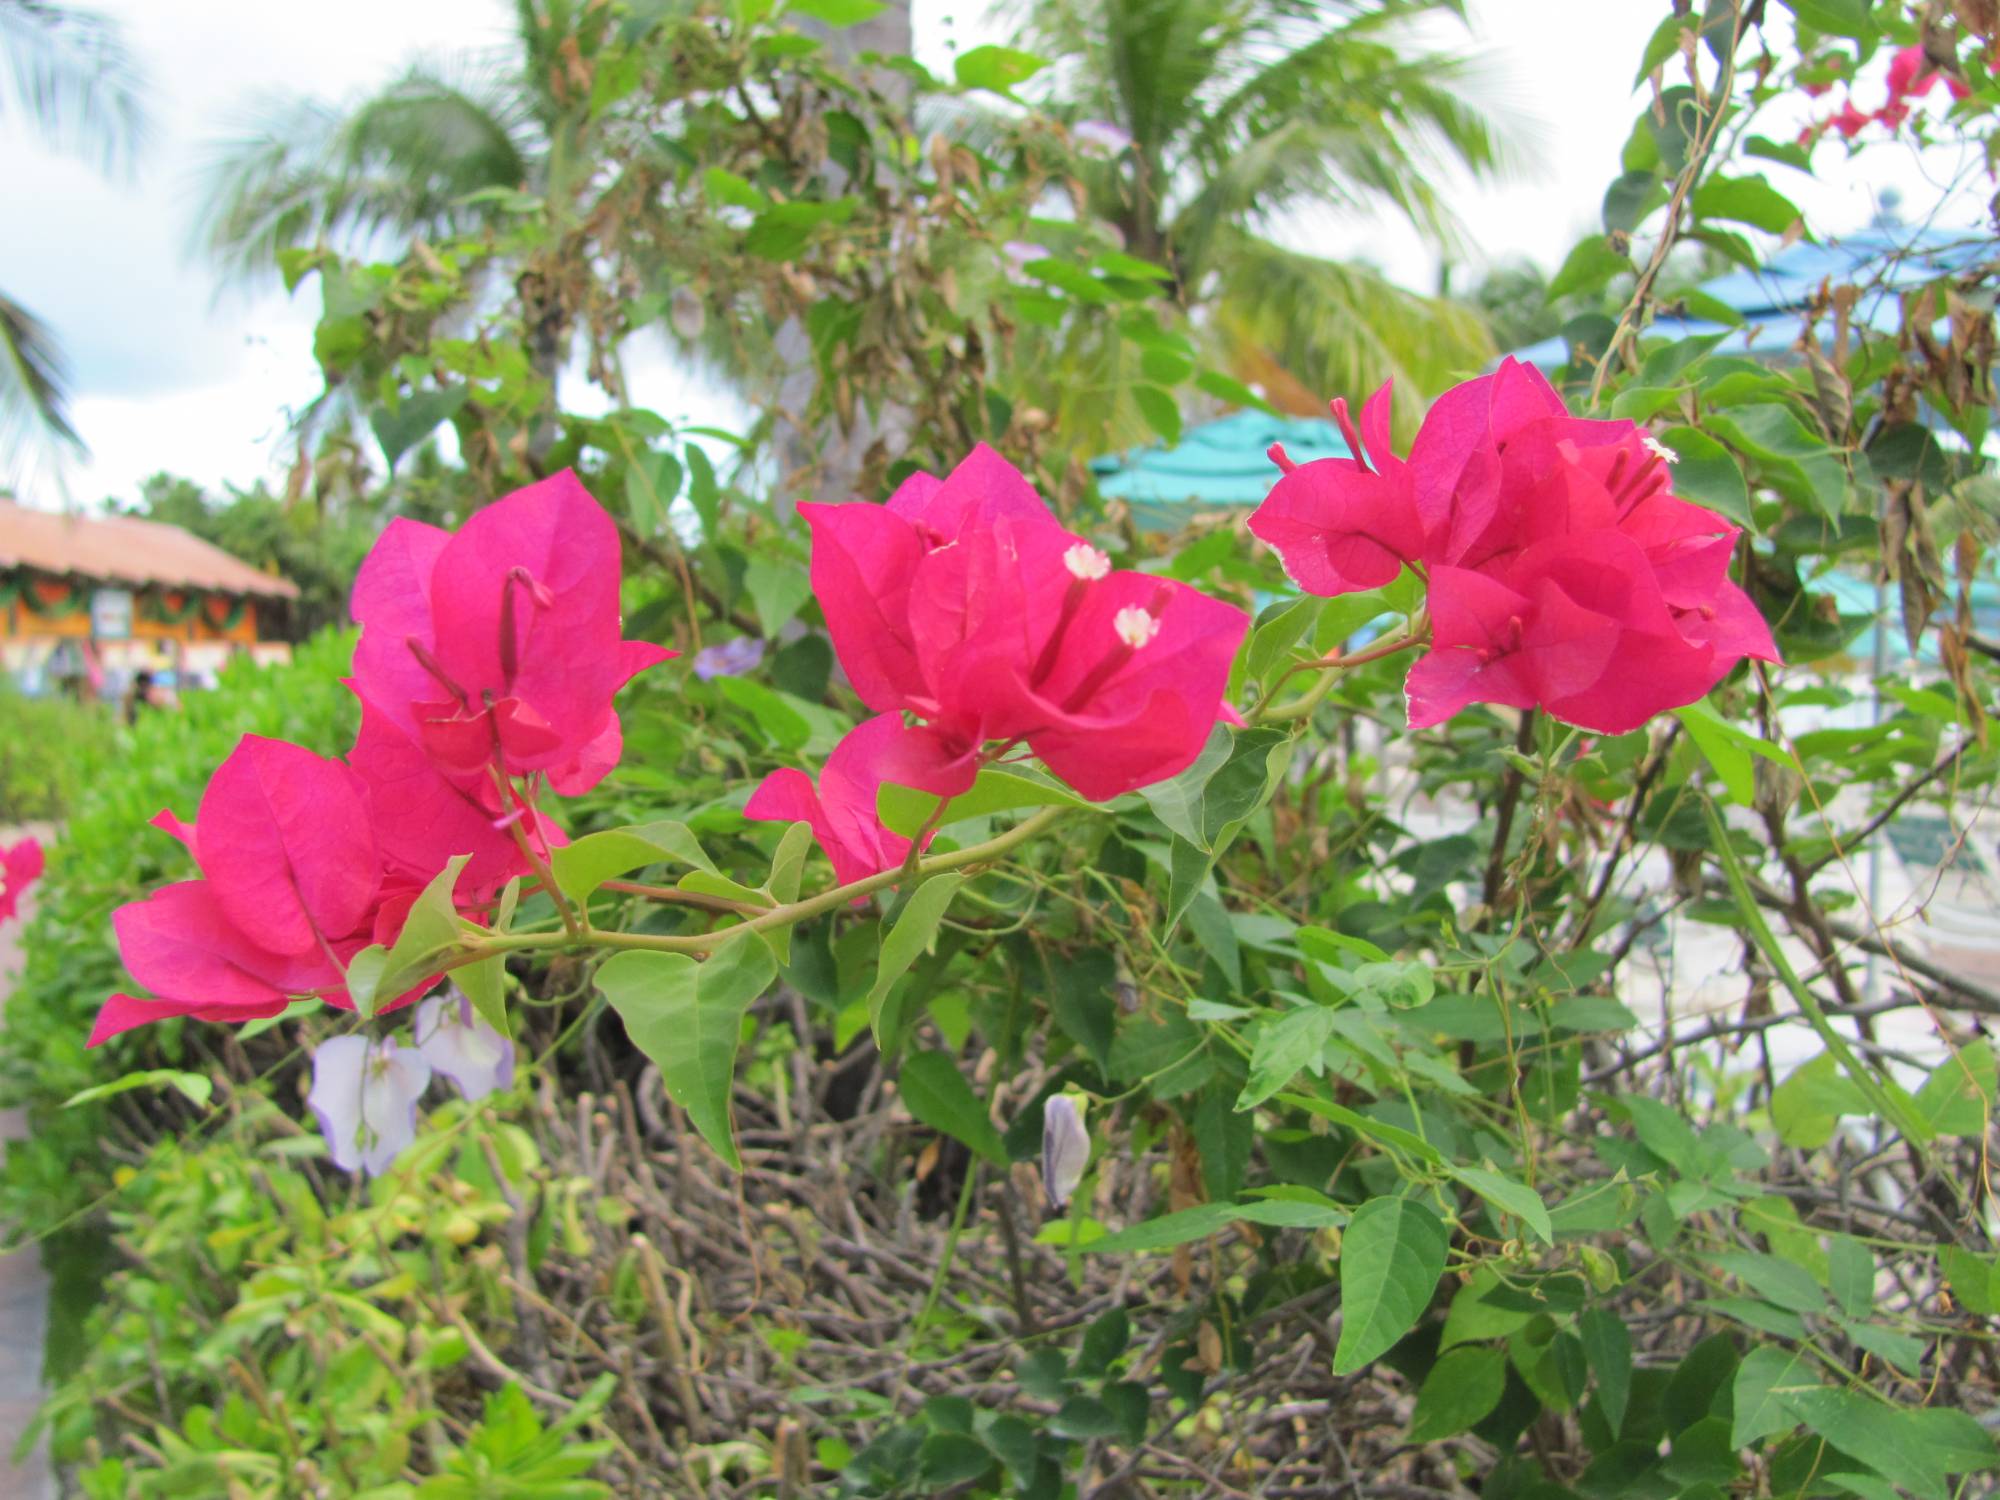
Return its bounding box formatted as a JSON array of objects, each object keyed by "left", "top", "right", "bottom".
[
  {"left": 1064, "top": 543, "right": 1111, "bottom": 581},
  {"left": 1642, "top": 433, "right": 1678, "bottom": 464},
  {"left": 1114, "top": 606, "right": 1160, "bottom": 649}
]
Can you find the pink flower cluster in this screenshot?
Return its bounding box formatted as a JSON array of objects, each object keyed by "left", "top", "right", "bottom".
[
  {"left": 749, "top": 445, "right": 1250, "bottom": 880},
  {"left": 1249, "top": 358, "right": 1778, "bottom": 735},
  {"left": 91, "top": 472, "right": 671, "bottom": 1046},
  {"left": 1803, "top": 44, "right": 1968, "bottom": 142},
  {"left": 0, "top": 836, "right": 42, "bottom": 925}
]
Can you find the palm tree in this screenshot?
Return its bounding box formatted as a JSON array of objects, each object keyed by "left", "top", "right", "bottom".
[
  {"left": 1007, "top": 0, "right": 1508, "bottom": 414},
  {"left": 0, "top": 0, "right": 145, "bottom": 472}
]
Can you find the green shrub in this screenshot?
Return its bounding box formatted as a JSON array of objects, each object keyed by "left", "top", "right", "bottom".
[
  {"left": 35, "top": 1095, "right": 614, "bottom": 1499},
  {"left": 0, "top": 687, "right": 115, "bottom": 823},
  {"left": 0, "top": 631, "right": 359, "bottom": 1242}
]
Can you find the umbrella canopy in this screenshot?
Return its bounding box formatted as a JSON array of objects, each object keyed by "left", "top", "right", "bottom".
[
  {"left": 1091, "top": 409, "right": 1351, "bottom": 531},
  {"left": 1511, "top": 223, "right": 1994, "bottom": 371}
]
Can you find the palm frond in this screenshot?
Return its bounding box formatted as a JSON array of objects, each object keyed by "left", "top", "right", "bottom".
[
  {"left": 0, "top": 0, "right": 145, "bottom": 171},
  {"left": 1210, "top": 230, "right": 1496, "bottom": 430},
  {"left": 193, "top": 54, "right": 534, "bottom": 284},
  {"left": 0, "top": 286, "right": 83, "bottom": 485},
  {"left": 1181, "top": 24, "right": 1507, "bottom": 252}
]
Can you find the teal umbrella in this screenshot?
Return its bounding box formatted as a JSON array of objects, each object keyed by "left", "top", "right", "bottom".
[{"left": 1091, "top": 409, "right": 1349, "bottom": 531}]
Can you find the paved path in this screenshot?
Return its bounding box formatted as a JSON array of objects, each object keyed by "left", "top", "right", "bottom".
[{"left": 0, "top": 841, "right": 55, "bottom": 1500}]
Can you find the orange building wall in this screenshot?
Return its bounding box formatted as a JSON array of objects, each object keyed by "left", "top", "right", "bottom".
[{"left": 0, "top": 581, "right": 267, "bottom": 647}]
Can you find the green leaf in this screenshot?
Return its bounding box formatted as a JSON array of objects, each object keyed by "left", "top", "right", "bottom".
[
  {"left": 457, "top": 953, "right": 508, "bottom": 1040},
  {"left": 1745, "top": 134, "right": 1816, "bottom": 172},
  {"left": 64, "top": 1069, "right": 214, "bottom": 1111},
  {"left": 623, "top": 448, "right": 683, "bottom": 533},
  {"left": 1547, "top": 236, "right": 1633, "bottom": 301},
  {"left": 1448, "top": 1165, "right": 1553, "bottom": 1246},
  {"left": 867, "top": 875, "right": 964, "bottom": 1045},
  {"left": 899, "top": 1051, "right": 1008, "bottom": 1167},
  {"left": 1691, "top": 174, "right": 1804, "bottom": 235},
  {"left": 1657, "top": 427, "right": 1750, "bottom": 522},
  {"left": 1236, "top": 1005, "right": 1335, "bottom": 1111},
  {"left": 1911, "top": 1039, "right": 1996, "bottom": 1137},
  {"left": 1676, "top": 698, "right": 1789, "bottom": 805},
  {"left": 596, "top": 941, "right": 778, "bottom": 1171},
  {"left": 1785, "top": 1387, "right": 1996, "bottom": 1495},
  {"left": 1354, "top": 960, "right": 1434, "bottom": 1011},
  {"left": 363, "top": 854, "right": 474, "bottom": 1015},
  {"left": 1083, "top": 1198, "right": 1344, "bottom": 1255},
  {"left": 744, "top": 198, "right": 858, "bottom": 260},
  {"left": 1092, "top": 251, "right": 1171, "bottom": 281},
  {"left": 1280, "top": 1093, "right": 1443, "bottom": 1165},
  {"left": 877, "top": 766, "right": 1085, "bottom": 839},
  {"left": 1579, "top": 1307, "right": 1632, "bottom": 1432},
  {"left": 953, "top": 44, "right": 1048, "bottom": 95},
  {"left": 1194, "top": 369, "right": 1274, "bottom": 413},
  {"left": 1944, "top": 1246, "right": 2000, "bottom": 1317},
  {"left": 1603, "top": 169, "right": 1663, "bottom": 233},
  {"left": 1711, "top": 1251, "right": 1826, "bottom": 1314},
  {"left": 1134, "top": 385, "right": 1182, "bottom": 446},
  {"left": 1736, "top": 1344, "right": 1816, "bottom": 1448},
  {"left": 1333, "top": 1196, "right": 1449, "bottom": 1374},
  {"left": 1634, "top": 14, "right": 1693, "bottom": 83},
  {"left": 743, "top": 555, "right": 811, "bottom": 637},
  {"left": 1771, "top": 1051, "right": 1870, "bottom": 1149},
  {"left": 550, "top": 821, "right": 719, "bottom": 909},
  {"left": 1782, "top": 0, "right": 1874, "bottom": 40},
  {"left": 703, "top": 167, "right": 768, "bottom": 210},
  {"left": 1408, "top": 1346, "right": 1507, "bottom": 1442},
  {"left": 786, "top": 0, "right": 885, "bottom": 23},
  {"left": 370, "top": 384, "right": 468, "bottom": 470}
]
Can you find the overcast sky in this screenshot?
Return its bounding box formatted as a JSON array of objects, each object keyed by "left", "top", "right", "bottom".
[{"left": 0, "top": 0, "right": 1985, "bottom": 505}]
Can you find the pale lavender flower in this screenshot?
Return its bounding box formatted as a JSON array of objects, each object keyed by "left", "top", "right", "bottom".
[
  {"left": 413, "top": 988, "right": 516, "bottom": 1101},
  {"left": 1002, "top": 241, "right": 1050, "bottom": 283},
  {"left": 308, "top": 1035, "right": 432, "bottom": 1177},
  {"left": 1072, "top": 119, "right": 1134, "bottom": 158},
  {"left": 1041, "top": 1093, "right": 1091, "bottom": 1209},
  {"left": 693, "top": 636, "right": 766, "bottom": 681}
]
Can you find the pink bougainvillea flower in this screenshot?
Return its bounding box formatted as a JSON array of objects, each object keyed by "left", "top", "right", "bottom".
[
  {"left": 1248, "top": 384, "right": 1425, "bottom": 596},
  {"left": 1407, "top": 357, "right": 1570, "bottom": 565},
  {"left": 345, "top": 693, "right": 548, "bottom": 903},
  {"left": 1407, "top": 532, "right": 1777, "bottom": 735},
  {"left": 971, "top": 552, "right": 1249, "bottom": 801},
  {"left": 1830, "top": 99, "right": 1874, "bottom": 138},
  {"left": 801, "top": 443, "right": 1049, "bottom": 716},
  {"left": 745, "top": 713, "right": 939, "bottom": 887},
  {"left": 805, "top": 445, "right": 1250, "bottom": 802},
  {"left": 89, "top": 734, "right": 456, "bottom": 1047},
  {"left": 308, "top": 1034, "right": 433, "bottom": 1177},
  {"left": 0, "top": 835, "right": 44, "bottom": 924},
  {"left": 1887, "top": 44, "right": 1969, "bottom": 103},
  {"left": 1404, "top": 566, "right": 1540, "bottom": 730},
  {"left": 348, "top": 470, "right": 673, "bottom": 795},
  {"left": 91, "top": 881, "right": 333, "bottom": 1044},
  {"left": 192, "top": 736, "right": 378, "bottom": 957}
]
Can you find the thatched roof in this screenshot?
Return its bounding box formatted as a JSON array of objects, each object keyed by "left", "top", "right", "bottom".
[{"left": 0, "top": 500, "right": 298, "bottom": 600}]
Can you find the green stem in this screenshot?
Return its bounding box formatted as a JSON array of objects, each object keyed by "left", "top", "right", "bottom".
[
  {"left": 1700, "top": 797, "right": 1933, "bottom": 1159},
  {"left": 462, "top": 806, "right": 1076, "bottom": 965},
  {"left": 1253, "top": 622, "right": 1427, "bottom": 725},
  {"left": 913, "top": 1161, "right": 981, "bottom": 1338}
]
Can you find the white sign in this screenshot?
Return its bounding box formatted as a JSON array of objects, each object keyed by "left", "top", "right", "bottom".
[{"left": 90, "top": 588, "right": 133, "bottom": 640}]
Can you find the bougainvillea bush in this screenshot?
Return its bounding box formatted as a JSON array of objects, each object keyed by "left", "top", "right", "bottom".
[{"left": 8, "top": 1, "right": 2000, "bottom": 1496}]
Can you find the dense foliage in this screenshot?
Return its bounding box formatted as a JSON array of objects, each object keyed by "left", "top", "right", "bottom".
[{"left": 6, "top": 3, "right": 2000, "bottom": 1499}]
